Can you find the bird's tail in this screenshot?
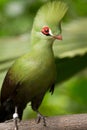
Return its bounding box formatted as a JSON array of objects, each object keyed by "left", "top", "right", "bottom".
[
  {"left": 0, "top": 100, "right": 14, "bottom": 122},
  {"left": 0, "top": 104, "right": 7, "bottom": 122}
]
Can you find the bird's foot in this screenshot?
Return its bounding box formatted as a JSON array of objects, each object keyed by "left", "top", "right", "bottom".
[
  {"left": 13, "top": 106, "right": 20, "bottom": 130},
  {"left": 36, "top": 112, "right": 46, "bottom": 126}
]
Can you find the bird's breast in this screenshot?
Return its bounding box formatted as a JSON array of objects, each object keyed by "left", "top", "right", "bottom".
[{"left": 13, "top": 50, "right": 56, "bottom": 104}]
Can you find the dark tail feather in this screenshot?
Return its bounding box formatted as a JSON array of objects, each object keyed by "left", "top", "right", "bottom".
[
  {"left": 0, "top": 104, "right": 7, "bottom": 122},
  {"left": 0, "top": 100, "right": 14, "bottom": 122}
]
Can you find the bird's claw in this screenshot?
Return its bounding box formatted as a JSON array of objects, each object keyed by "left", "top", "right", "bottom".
[{"left": 36, "top": 113, "right": 46, "bottom": 126}]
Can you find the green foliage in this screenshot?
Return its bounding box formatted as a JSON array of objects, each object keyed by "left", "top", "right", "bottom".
[{"left": 0, "top": 0, "right": 44, "bottom": 36}]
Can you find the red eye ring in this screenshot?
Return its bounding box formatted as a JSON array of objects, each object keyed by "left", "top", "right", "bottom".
[{"left": 41, "top": 26, "right": 50, "bottom": 36}]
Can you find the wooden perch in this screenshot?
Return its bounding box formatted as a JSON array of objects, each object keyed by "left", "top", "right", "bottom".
[{"left": 0, "top": 114, "right": 87, "bottom": 130}]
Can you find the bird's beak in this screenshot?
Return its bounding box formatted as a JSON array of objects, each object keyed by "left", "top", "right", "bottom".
[
  {"left": 49, "top": 29, "right": 62, "bottom": 40},
  {"left": 52, "top": 34, "right": 62, "bottom": 40}
]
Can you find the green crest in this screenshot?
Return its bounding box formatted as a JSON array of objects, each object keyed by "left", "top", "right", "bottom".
[{"left": 33, "top": 1, "right": 68, "bottom": 29}]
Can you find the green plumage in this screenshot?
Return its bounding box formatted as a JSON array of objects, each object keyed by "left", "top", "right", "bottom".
[{"left": 0, "top": 1, "right": 68, "bottom": 122}]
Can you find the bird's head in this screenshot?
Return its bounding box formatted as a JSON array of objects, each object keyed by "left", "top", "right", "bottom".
[{"left": 31, "top": 1, "right": 68, "bottom": 45}]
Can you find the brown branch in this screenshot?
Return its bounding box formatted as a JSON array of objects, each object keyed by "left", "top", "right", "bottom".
[{"left": 0, "top": 114, "right": 87, "bottom": 130}]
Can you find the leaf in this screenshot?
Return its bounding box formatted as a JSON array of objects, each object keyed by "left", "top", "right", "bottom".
[
  {"left": 54, "top": 18, "right": 87, "bottom": 84},
  {"left": 55, "top": 53, "right": 87, "bottom": 84}
]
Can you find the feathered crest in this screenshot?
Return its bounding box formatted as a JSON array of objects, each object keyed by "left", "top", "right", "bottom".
[{"left": 33, "top": 1, "right": 68, "bottom": 29}]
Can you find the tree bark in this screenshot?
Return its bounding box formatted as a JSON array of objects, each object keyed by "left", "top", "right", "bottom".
[{"left": 0, "top": 114, "right": 87, "bottom": 130}]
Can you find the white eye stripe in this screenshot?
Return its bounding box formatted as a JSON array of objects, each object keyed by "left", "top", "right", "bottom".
[{"left": 49, "top": 29, "right": 53, "bottom": 36}]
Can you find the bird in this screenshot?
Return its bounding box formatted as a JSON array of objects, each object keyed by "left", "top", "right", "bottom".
[{"left": 0, "top": 1, "right": 68, "bottom": 127}]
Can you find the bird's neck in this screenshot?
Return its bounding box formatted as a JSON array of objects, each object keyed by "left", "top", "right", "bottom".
[
  {"left": 30, "top": 29, "right": 55, "bottom": 53},
  {"left": 31, "top": 40, "right": 55, "bottom": 62},
  {"left": 31, "top": 38, "right": 54, "bottom": 54}
]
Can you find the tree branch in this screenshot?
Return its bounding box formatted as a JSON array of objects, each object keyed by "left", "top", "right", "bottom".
[{"left": 0, "top": 114, "right": 87, "bottom": 130}]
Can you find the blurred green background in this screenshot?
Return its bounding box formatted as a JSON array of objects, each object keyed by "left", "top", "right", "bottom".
[{"left": 0, "top": 0, "right": 87, "bottom": 120}]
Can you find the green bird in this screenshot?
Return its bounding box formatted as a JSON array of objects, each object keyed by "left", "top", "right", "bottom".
[{"left": 0, "top": 1, "right": 68, "bottom": 126}]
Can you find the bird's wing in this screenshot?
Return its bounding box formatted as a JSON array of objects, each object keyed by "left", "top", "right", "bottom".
[
  {"left": 49, "top": 83, "right": 55, "bottom": 95},
  {"left": 1, "top": 52, "right": 42, "bottom": 103},
  {"left": 1, "top": 66, "right": 20, "bottom": 103},
  {"left": 1, "top": 56, "right": 28, "bottom": 103}
]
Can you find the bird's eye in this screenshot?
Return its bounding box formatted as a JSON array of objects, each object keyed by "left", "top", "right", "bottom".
[{"left": 41, "top": 26, "right": 50, "bottom": 36}]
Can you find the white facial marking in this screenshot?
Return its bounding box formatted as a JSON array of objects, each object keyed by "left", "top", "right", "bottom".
[{"left": 49, "top": 29, "right": 53, "bottom": 36}]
